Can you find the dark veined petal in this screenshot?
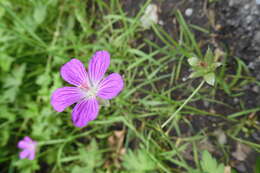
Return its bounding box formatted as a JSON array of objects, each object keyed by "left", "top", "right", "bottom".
[
  {"left": 72, "top": 98, "right": 99, "bottom": 128},
  {"left": 61, "top": 59, "right": 88, "bottom": 86},
  {"left": 51, "top": 87, "right": 83, "bottom": 112},
  {"left": 88, "top": 50, "right": 110, "bottom": 85},
  {"left": 97, "top": 73, "right": 123, "bottom": 100}
]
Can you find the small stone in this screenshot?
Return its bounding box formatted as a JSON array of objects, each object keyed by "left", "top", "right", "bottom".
[
  {"left": 252, "top": 85, "right": 259, "bottom": 93},
  {"left": 203, "top": 101, "right": 210, "bottom": 108},
  {"left": 244, "top": 4, "right": 250, "bottom": 10},
  {"left": 185, "top": 8, "right": 193, "bottom": 17},
  {"left": 158, "top": 20, "right": 164, "bottom": 25},
  {"left": 246, "top": 16, "right": 253, "bottom": 24},
  {"left": 248, "top": 62, "right": 255, "bottom": 69},
  {"left": 214, "top": 130, "right": 227, "bottom": 145},
  {"left": 182, "top": 77, "right": 187, "bottom": 81},
  {"left": 234, "top": 98, "right": 239, "bottom": 103}
]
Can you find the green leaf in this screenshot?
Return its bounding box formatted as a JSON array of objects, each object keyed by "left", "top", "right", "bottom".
[
  {"left": 0, "top": 128, "right": 9, "bottom": 147},
  {"left": 72, "top": 166, "right": 89, "bottom": 173},
  {"left": 2, "top": 64, "right": 26, "bottom": 102},
  {"left": 0, "top": 53, "right": 13, "bottom": 72},
  {"left": 204, "top": 73, "right": 215, "bottom": 86},
  {"left": 188, "top": 57, "right": 199, "bottom": 66},
  {"left": 70, "top": 139, "right": 103, "bottom": 172},
  {"left": 14, "top": 159, "right": 39, "bottom": 173},
  {"left": 33, "top": 5, "right": 47, "bottom": 25},
  {"left": 204, "top": 47, "right": 214, "bottom": 63},
  {"left": 201, "top": 150, "right": 217, "bottom": 171},
  {"left": 189, "top": 71, "right": 203, "bottom": 78},
  {"left": 123, "top": 148, "right": 156, "bottom": 172},
  {"left": 0, "top": 105, "right": 15, "bottom": 121},
  {"left": 188, "top": 169, "right": 203, "bottom": 173},
  {"left": 216, "top": 164, "right": 225, "bottom": 173},
  {"left": 200, "top": 150, "right": 225, "bottom": 173}
]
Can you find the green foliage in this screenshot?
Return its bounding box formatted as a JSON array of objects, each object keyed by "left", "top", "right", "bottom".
[
  {"left": 255, "top": 156, "right": 260, "bottom": 173},
  {"left": 1, "top": 64, "right": 26, "bottom": 102},
  {"left": 71, "top": 140, "right": 103, "bottom": 173},
  {"left": 14, "top": 159, "right": 40, "bottom": 173},
  {"left": 188, "top": 48, "right": 222, "bottom": 86},
  {"left": 123, "top": 148, "right": 156, "bottom": 172},
  {"left": 201, "top": 151, "right": 225, "bottom": 173},
  {"left": 191, "top": 150, "right": 225, "bottom": 173}
]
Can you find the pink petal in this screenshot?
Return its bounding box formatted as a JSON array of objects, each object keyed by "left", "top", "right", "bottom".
[
  {"left": 19, "top": 150, "right": 29, "bottom": 159},
  {"left": 61, "top": 59, "right": 88, "bottom": 87},
  {"left": 72, "top": 99, "right": 99, "bottom": 128},
  {"left": 28, "top": 152, "right": 35, "bottom": 160},
  {"left": 97, "top": 73, "right": 124, "bottom": 99},
  {"left": 18, "top": 141, "right": 30, "bottom": 149},
  {"left": 51, "top": 87, "right": 83, "bottom": 112},
  {"left": 24, "top": 136, "right": 32, "bottom": 143},
  {"left": 88, "top": 50, "right": 110, "bottom": 85}
]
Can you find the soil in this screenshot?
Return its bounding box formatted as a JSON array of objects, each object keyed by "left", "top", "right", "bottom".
[{"left": 122, "top": 0, "right": 260, "bottom": 172}]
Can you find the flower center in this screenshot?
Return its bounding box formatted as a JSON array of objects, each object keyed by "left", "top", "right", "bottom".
[
  {"left": 79, "top": 82, "right": 98, "bottom": 99},
  {"left": 28, "top": 142, "right": 36, "bottom": 152}
]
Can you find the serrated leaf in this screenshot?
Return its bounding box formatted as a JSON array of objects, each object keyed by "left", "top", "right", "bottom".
[
  {"left": 123, "top": 149, "right": 156, "bottom": 171},
  {"left": 201, "top": 150, "right": 225, "bottom": 173},
  {"left": 73, "top": 139, "right": 103, "bottom": 172},
  {"left": 188, "top": 57, "right": 199, "bottom": 66},
  {"left": 201, "top": 150, "right": 217, "bottom": 171},
  {"left": 204, "top": 73, "right": 215, "bottom": 86}
]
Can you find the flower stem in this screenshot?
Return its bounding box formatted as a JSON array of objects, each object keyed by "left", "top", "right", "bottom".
[
  {"left": 37, "top": 129, "right": 96, "bottom": 146},
  {"left": 161, "top": 80, "right": 205, "bottom": 128},
  {"left": 38, "top": 139, "right": 67, "bottom": 146}
]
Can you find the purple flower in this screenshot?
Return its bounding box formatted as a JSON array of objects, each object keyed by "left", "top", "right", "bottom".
[
  {"left": 17, "top": 136, "right": 37, "bottom": 160},
  {"left": 51, "top": 50, "right": 124, "bottom": 127}
]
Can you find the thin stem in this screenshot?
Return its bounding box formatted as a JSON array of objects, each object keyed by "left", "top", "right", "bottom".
[
  {"left": 161, "top": 80, "right": 205, "bottom": 128},
  {"left": 38, "top": 129, "right": 97, "bottom": 146},
  {"left": 38, "top": 139, "right": 67, "bottom": 146}
]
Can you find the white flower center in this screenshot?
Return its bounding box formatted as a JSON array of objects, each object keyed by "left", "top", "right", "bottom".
[{"left": 79, "top": 82, "right": 98, "bottom": 99}]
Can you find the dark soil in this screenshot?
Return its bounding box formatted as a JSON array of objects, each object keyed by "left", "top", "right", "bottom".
[{"left": 122, "top": 0, "right": 260, "bottom": 172}]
